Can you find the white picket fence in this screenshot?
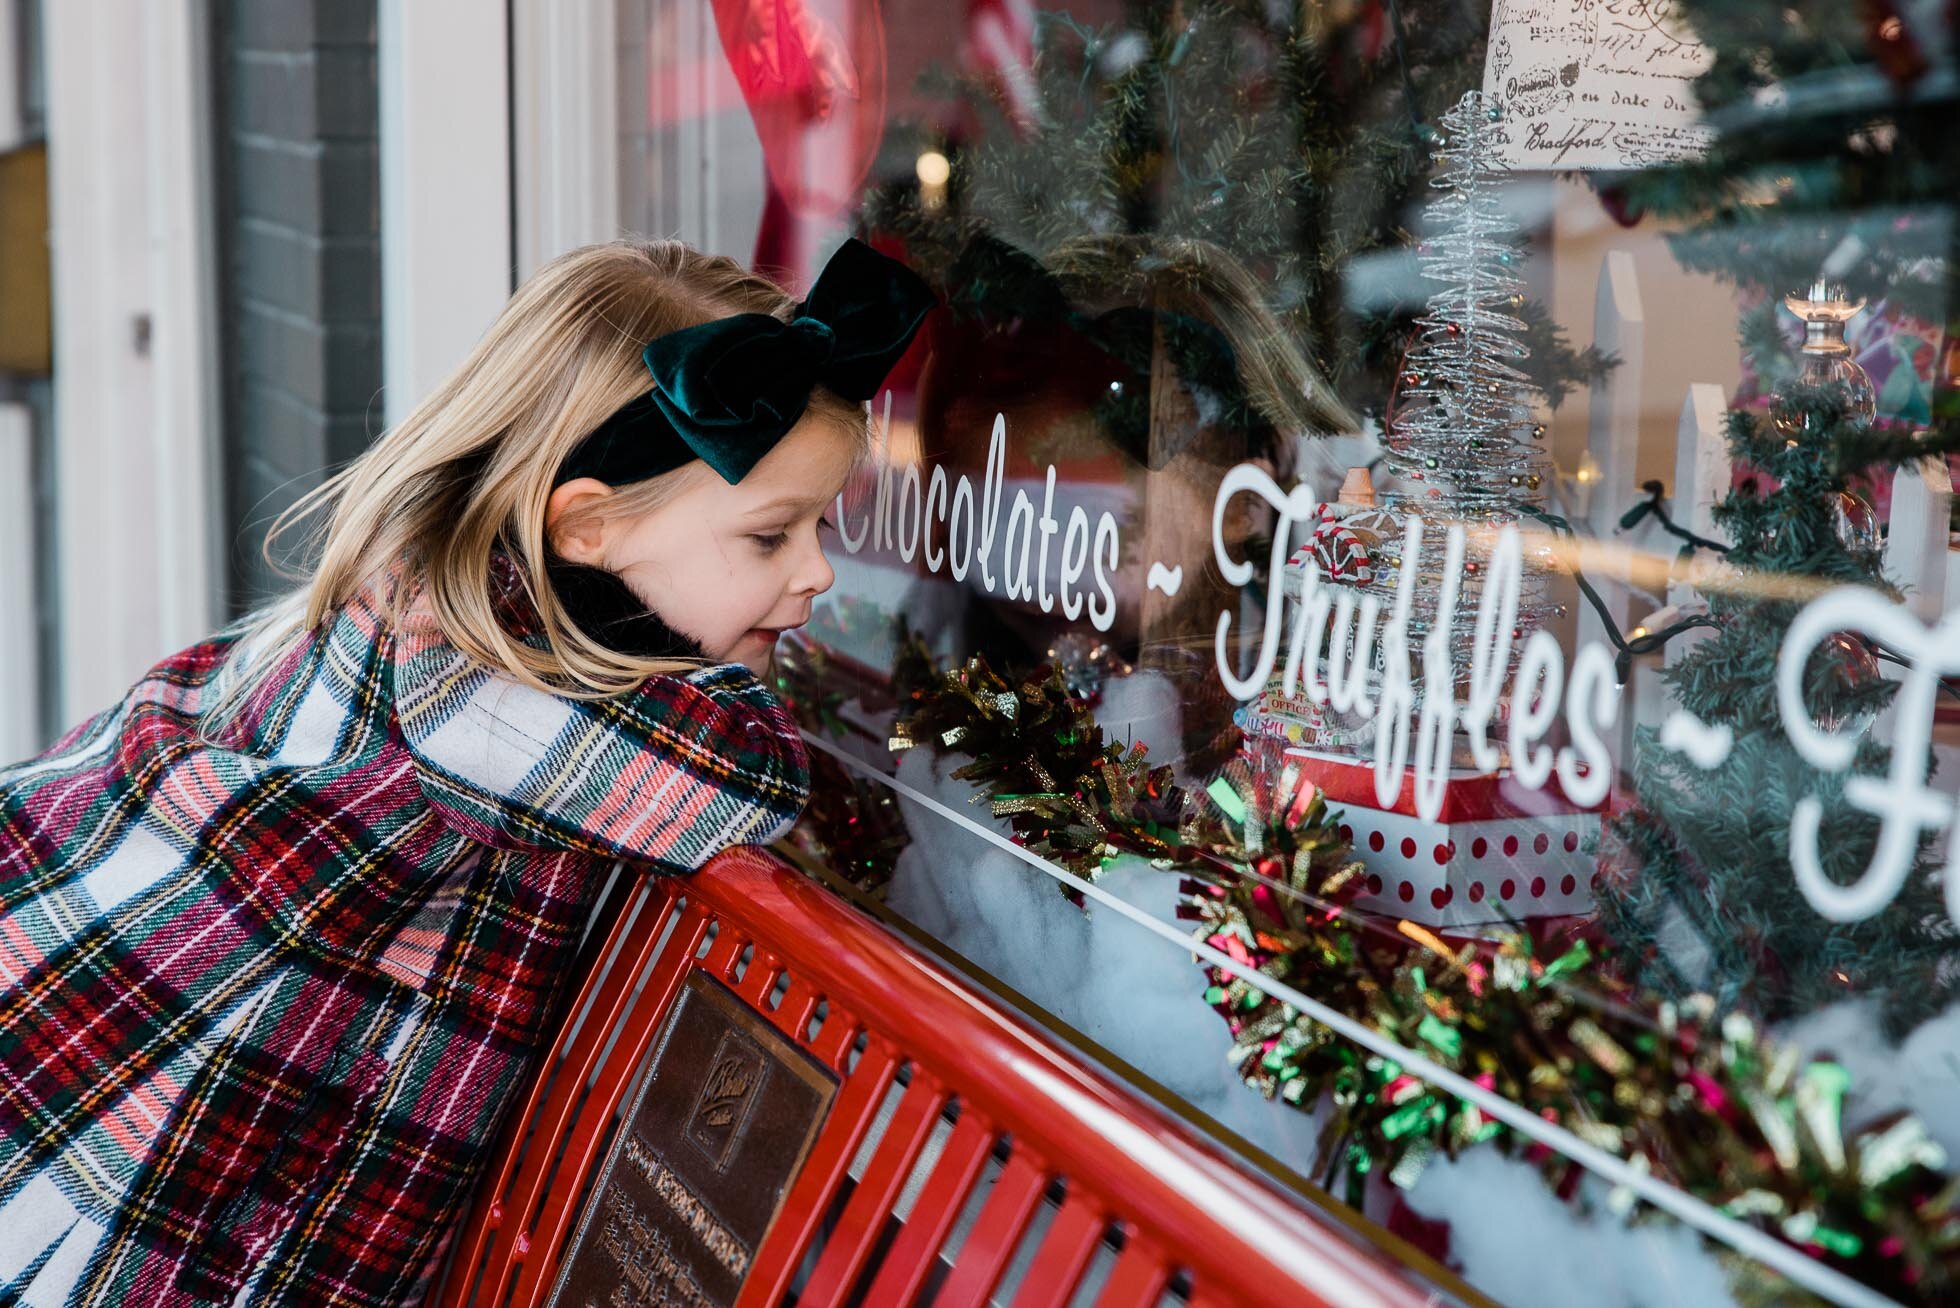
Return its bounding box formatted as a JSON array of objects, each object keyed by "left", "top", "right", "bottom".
[{"left": 1567, "top": 252, "right": 1952, "bottom": 740}]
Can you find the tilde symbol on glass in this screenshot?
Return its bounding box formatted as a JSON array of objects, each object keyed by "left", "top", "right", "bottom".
[{"left": 1658, "top": 711, "right": 1732, "bottom": 770}]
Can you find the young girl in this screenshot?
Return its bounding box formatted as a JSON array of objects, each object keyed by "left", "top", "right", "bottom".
[{"left": 0, "top": 236, "right": 934, "bottom": 1306}]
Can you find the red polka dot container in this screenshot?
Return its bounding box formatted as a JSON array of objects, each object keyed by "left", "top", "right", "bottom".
[{"left": 1289, "top": 747, "right": 1607, "bottom": 929}]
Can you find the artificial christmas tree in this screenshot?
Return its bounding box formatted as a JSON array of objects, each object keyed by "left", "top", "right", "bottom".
[
  {"left": 1599, "top": 284, "right": 1958, "bottom": 1033},
  {"left": 1369, "top": 87, "right": 1558, "bottom": 666},
  {"left": 1590, "top": 0, "right": 1960, "bottom": 1037}
]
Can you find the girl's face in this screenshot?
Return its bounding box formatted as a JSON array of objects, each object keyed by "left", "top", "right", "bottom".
[{"left": 548, "top": 414, "right": 855, "bottom": 670}]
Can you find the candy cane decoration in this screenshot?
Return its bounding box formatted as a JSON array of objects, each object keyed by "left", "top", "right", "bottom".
[{"left": 1283, "top": 503, "right": 1376, "bottom": 601}]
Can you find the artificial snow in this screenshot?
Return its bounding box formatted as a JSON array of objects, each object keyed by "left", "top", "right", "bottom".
[
  {"left": 1400, "top": 1149, "right": 1739, "bottom": 1308},
  {"left": 868, "top": 666, "right": 1947, "bottom": 1304}
]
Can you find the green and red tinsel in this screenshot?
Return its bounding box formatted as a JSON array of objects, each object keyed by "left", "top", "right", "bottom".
[{"left": 859, "top": 653, "right": 1960, "bottom": 1302}]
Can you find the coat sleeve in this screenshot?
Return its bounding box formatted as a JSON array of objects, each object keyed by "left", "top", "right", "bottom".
[{"left": 389, "top": 634, "right": 811, "bottom": 870}]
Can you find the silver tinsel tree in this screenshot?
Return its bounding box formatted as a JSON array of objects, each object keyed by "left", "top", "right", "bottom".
[{"left": 1369, "top": 89, "right": 1557, "bottom": 668}]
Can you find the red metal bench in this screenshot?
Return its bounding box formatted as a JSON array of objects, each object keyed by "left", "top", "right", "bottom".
[{"left": 432, "top": 847, "right": 1453, "bottom": 1307}]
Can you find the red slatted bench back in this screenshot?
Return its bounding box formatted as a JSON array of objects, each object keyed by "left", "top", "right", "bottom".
[{"left": 432, "top": 847, "right": 1447, "bottom": 1308}]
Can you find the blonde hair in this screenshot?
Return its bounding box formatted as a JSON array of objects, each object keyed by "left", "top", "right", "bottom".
[{"left": 198, "top": 238, "right": 867, "bottom": 749}]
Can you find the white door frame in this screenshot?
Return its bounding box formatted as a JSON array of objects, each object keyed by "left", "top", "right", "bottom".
[
  {"left": 0, "top": 403, "right": 35, "bottom": 759},
  {"left": 0, "top": 0, "right": 22, "bottom": 149},
  {"left": 513, "top": 0, "right": 621, "bottom": 281},
  {"left": 40, "top": 0, "right": 221, "bottom": 732},
  {"left": 378, "top": 0, "right": 515, "bottom": 430}
]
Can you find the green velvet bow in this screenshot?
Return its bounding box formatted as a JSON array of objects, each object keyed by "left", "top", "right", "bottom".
[{"left": 556, "top": 238, "right": 936, "bottom": 488}]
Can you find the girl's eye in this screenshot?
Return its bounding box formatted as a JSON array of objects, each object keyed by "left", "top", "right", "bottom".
[
  {"left": 750, "top": 531, "right": 791, "bottom": 555},
  {"left": 819, "top": 511, "right": 838, "bottom": 533}
]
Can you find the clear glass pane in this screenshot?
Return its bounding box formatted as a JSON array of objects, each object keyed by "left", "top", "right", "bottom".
[{"left": 614, "top": 4, "right": 1959, "bottom": 1303}]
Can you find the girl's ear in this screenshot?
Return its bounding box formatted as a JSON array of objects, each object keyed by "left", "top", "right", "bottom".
[{"left": 545, "top": 478, "right": 615, "bottom": 565}]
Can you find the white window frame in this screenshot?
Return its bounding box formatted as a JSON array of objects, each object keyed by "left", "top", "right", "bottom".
[
  {"left": 0, "top": 0, "right": 22, "bottom": 149},
  {"left": 40, "top": 0, "right": 222, "bottom": 732},
  {"left": 514, "top": 1, "right": 773, "bottom": 277},
  {"left": 378, "top": 0, "right": 515, "bottom": 431},
  {"left": 513, "top": 0, "right": 621, "bottom": 281},
  {"left": 0, "top": 403, "right": 35, "bottom": 759}
]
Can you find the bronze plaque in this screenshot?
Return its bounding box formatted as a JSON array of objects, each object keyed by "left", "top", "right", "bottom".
[{"left": 547, "top": 971, "right": 838, "bottom": 1308}]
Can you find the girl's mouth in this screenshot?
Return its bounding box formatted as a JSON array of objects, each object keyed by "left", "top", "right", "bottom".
[{"left": 748, "top": 614, "right": 810, "bottom": 644}]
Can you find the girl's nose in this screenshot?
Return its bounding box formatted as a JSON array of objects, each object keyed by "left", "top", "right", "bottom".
[{"left": 794, "top": 535, "right": 835, "bottom": 598}]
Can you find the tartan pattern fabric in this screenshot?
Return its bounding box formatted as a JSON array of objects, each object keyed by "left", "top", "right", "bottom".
[{"left": 0, "top": 550, "right": 810, "bottom": 1305}]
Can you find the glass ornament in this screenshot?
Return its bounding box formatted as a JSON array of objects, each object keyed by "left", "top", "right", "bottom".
[
  {"left": 1770, "top": 279, "right": 1878, "bottom": 442},
  {"left": 1806, "top": 631, "right": 1882, "bottom": 737},
  {"left": 1831, "top": 489, "right": 1880, "bottom": 554}
]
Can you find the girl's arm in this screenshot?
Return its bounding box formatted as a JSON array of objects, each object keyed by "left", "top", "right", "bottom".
[{"left": 392, "top": 644, "right": 811, "bottom": 870}]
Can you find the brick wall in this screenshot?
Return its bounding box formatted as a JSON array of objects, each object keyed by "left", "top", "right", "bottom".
[{"left": 213, "top": 0, "right": 381, "bottom": 614}]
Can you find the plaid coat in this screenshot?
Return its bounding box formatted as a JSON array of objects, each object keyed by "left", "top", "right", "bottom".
[{"left": 0, "top": 549, "right": 809, "bottom": 1305}]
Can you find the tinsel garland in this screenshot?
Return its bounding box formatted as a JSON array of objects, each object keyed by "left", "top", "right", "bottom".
[
  {"left": 868, "top": 653, "right": 1960, "bottom": 1303},
  {"left": 887, "top": 654, "right": 1187, "bottom": 881},
  {"left": 770, "top": 635, "right": 916, "bottom": 897}
]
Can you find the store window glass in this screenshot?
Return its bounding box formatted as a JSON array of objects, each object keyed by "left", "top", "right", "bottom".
[{"left": 618, "top": 3, "right": 1958, "bottom": 1303}]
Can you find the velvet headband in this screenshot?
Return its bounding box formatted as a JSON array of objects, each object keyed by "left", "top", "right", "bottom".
[{"left": 553, "top": 238, "right": 936, "bottom": 489}]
